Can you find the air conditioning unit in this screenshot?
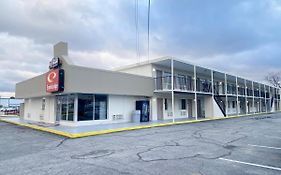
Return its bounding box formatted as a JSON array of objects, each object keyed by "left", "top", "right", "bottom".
[
  {"left": 168, "top": 112, "right": 173, "bottom": 117},
  {"left": 180, "top": 111, "right": 187, "bottom": 116},
  {"left": 112, "top": 114, "right": 124, "bottom": 120}
]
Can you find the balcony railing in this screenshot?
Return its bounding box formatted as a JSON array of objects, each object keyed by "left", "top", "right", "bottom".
[
  {"left": 214, "top": 82, "right": 225, "bottom": 95},
  {"left": 227, "top": 84, "right": 237, "bottom": 95},
  {"left": 254, "top": 90, "right": 260, "bottom": 97},
  {"left": 266, "top": 92, "right": 270, "bottom": 98},
  {"left": 154, "top": 76, "right": 194, "bottom": 91},
  {"left": 238, "top": 87, "right": 245, "bottom": 95},
  {"left": 154, "top": 76, "right": 281, "bottom": 98},
  {"left": 196, "top": 79, "right": 212, "bottom": 93},
  {"left": 246, "top": 89, "right": 253, "bottom": 96}
]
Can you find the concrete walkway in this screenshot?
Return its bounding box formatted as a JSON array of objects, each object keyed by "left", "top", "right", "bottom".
[
  {"left": 0, "top": 113, "right": 271, "bottom": 138},
  {"left": 0, "top": 116, "right": 200, "bottom": 138}
]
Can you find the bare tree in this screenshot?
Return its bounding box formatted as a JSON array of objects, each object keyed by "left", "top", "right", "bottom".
[{"left": 265, "top": 72, "right": 281, "bottom": 88}]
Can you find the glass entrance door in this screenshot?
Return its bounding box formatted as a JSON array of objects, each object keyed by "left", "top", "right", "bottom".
[{"left": 56, "top": 95, "right": 75, "bottom": 121}]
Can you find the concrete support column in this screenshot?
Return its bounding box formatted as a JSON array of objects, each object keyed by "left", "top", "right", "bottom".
[
  {"left": 259, "top": 84, "right": 261, "bottom": 113},
  {"left": 74, "top": 94, "right": 78, "bottom": 122},
  {"left": 245, "top": 79, "right": 248, "bottom": 114},
  {"left": 236, "top": 76, "right": 239, "bottom": 115},
  {"left": 211, "top": 70, "right": 214, "bottom": 97},
  {"left": 252, "top": 81, "right": 254, "bottom": 113},
  {"left": 171, "top": 58, "right": 175, "bottom": 122},
  {"left": 264, "top": 84, "right": 267, "bottom": 113},
  {"left": 225, "top": 74, "right": 228, "bottom": 116},
  {"left": 194, "top": 65, "right": 198, "bottom": 120}
]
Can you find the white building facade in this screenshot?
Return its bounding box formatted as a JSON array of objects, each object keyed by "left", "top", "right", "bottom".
[{"left": 15, "top": 42, "right": 281, "bottom": 126}]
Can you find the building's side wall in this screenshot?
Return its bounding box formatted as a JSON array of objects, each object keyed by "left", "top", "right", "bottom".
[
  {"left": 64, "top": 65, "right": 154, "bottom": 97},
  {"left": 16, "top": 57, "right": 154, "bottom": 99},
  {"left": 108, "top": 95, "right": 147, "bottom": 123},
  {"left": 204, "top": 96, "right": 214, "bottom": 118},
  {"left": 23, "top": 96, "right": 56, "bottom": 124},
  {"left": 63, "top": 94, "right": 149, "bottom": 126},
  {"left": 117, "top": 64, "right": 153, "bottom": 77}
]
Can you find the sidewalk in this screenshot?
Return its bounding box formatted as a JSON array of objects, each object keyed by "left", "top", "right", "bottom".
[{"left": 0, "top": 113, "right": 268, "bottom": 138}]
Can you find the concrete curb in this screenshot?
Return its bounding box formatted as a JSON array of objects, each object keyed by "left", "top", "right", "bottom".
[{"left": 0, "top": 112, "right": 275, "bottom": 139}]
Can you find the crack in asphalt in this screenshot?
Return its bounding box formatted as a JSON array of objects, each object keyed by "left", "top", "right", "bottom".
[
  {"left": 56, "top": 138, "right": 68, "bottom": 147},
  {"left": 136, "top": 126, "right": 248, "bottom": 163},
  {"left": 71, "top": 150, "right": 115, "bottom": 159}
]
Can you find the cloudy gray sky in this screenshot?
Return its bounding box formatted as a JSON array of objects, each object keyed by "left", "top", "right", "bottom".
[{"left": 0, "top": 0, "right": 281, "bottom": 97}]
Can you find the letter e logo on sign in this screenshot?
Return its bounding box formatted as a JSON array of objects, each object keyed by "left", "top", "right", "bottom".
[{"left": 46, "top": 69, "right": 60, "bottom": 93}]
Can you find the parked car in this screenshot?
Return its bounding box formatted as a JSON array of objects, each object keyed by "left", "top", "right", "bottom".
[{"left": 1, "top": 107, "right": 18, "bottom": 114}]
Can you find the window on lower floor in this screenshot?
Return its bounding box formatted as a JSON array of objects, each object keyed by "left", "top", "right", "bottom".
[
  {"left": 56, "top": 95, "right": 75, "bottom": 121},
  {"left": 181, "top": 99, "right": 186, "bottom": 110},
  {"left": 164, "top": 98, "right": 168, "bottom": 110},
  {"left": 95, "top": 95, "right": 108, "bottom": 120},
  {"left": 78, "top": 94, "right": 93, "bottom": 121},
  {"left": 77, "top": 94, "right": 108, "bottom": 121}
]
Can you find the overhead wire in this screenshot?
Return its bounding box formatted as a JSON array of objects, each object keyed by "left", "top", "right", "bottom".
[
  {"left": 135, "top": 0, "right": 140, "bottom": 62},
  {"left": 147, "top": 0, "right": 151, "bottom": 61}
]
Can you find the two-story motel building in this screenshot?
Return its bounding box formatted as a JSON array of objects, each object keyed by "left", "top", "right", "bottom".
[{"left": 15, "top": 42, "right": 281, "bottom": 126}]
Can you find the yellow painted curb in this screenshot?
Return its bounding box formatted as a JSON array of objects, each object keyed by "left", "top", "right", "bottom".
[
  {"left": 0, "top": 111, "right": 277, "bottom": 139},
  {"left": 0, "top": 118, "right": 74, "bottom": 138}
]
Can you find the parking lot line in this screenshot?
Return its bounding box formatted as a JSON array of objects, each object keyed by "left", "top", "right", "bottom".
[
  {"left": 263, "top": 135, "right": 281, "bottom": 140},
  {"left": 248, "top": 144, "right": 281, "bottom": 150},
  {"left": 219, "top": 158, "right": 281, "bottom": 171}
]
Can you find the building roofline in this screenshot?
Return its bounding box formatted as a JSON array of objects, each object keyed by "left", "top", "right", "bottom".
[
  {"left": 113, "top": 56, "right": 280, "bottom": 89},
  {"left": 112, "top": 56, "right": 172, "bottom": 71}
]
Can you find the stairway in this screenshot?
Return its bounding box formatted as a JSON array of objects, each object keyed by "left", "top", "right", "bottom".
[{"left": 214, "top": 95, "right": 226, "bottom": 117}]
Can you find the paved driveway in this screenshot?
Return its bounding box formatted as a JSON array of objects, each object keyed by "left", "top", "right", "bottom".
[{"left": 0, "top": 113, "right": 281, "bottom": 175}]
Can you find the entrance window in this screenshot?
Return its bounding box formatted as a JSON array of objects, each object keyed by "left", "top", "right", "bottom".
[
  {"left": 60, "top": 96, "right": 67, "bottom": 120},
  {"left": 67, "top": 95, "right": 75, "bottom": 121},
  {"left": 56, "top": 95, "right": 75, "bottom": 121},
  {"left": 95, "top": 95, "right": 108, "bottom": 120},
  {"left": 78, "top": 94, "right": 94, "bottom": 121},
  {"left": 57, "top": 94, "right": 108, "bottom": 122}
]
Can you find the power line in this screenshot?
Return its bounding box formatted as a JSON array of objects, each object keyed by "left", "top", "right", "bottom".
[
  {"left": 135, "top": 0, "right": 140, "bottom": 62},
  {"left": 147, "top": 0, "right": 151, "bottom": 61}
]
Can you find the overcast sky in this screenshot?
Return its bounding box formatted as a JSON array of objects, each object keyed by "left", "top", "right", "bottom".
[{"left": 0, "top": 0, "right": 281, "bottom": 97}]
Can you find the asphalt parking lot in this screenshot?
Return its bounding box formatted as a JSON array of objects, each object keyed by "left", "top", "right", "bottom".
[{"left": 0, "top": 113, "right": 281, "bottom": 175}]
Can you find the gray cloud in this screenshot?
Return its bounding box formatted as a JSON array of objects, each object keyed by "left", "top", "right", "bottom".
[{"left": 0, "top": 0, "right": 281, "bottom": 96}]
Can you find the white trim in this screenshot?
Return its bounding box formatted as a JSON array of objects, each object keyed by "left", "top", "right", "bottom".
[
  {"left": 248, "top": 144, "right": 281, "bottom": 150},
  {"left": 219, "top": 158, "right": 281, "bottom": 171}
]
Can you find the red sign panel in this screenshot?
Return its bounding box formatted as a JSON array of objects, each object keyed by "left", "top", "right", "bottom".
[{"left": 46, "top": 69, "right": 60, "bottom": 93}]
